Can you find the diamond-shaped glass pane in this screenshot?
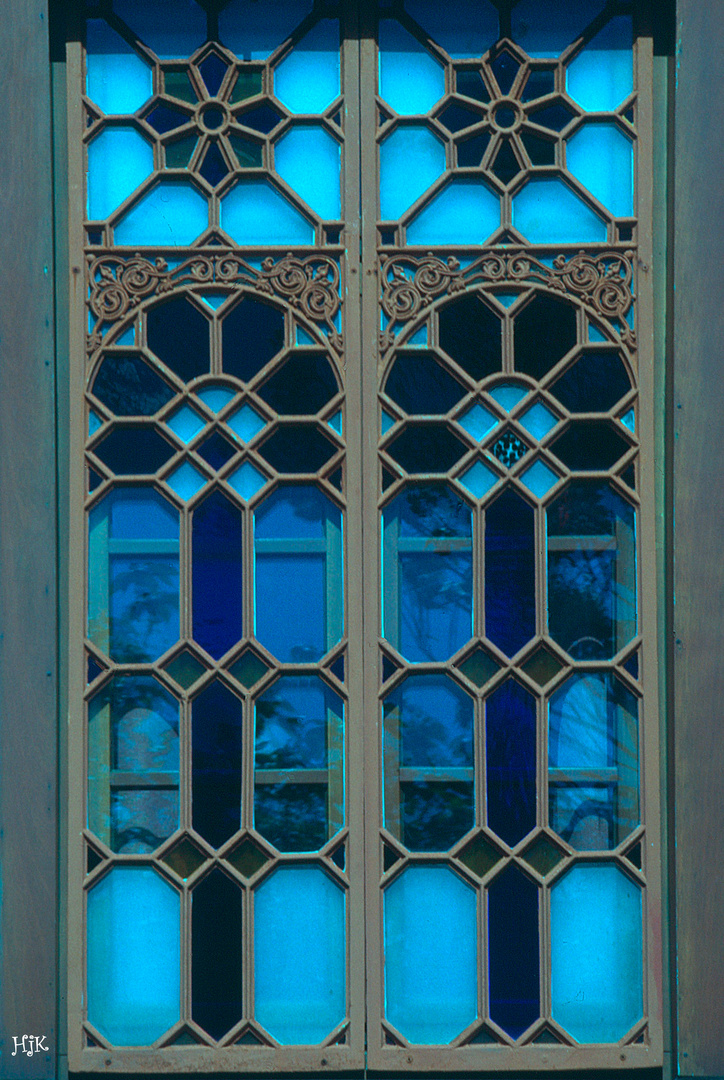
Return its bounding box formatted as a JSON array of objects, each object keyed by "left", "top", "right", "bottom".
[
  {"left": 166, "top": 403, "right": 206, "bottom": 443},
  {"left": 458, "top": 833, "right": 503, "bottom": 877},
  {"left": 227, "top": 460, "right": 267, "bottom": 500},
  {"left": 521, "top": 645, "right": 564, "bottom": 686},
  {"left": 226, "top": 837, "right": 271, "bottom": 878},
  {"left": 197, "top": 430, "right": 237, "bottom": 469},
  {"left": 490, "top": 49, "right": 520, "bottom": 95},
  {"left": 166, "top": 461, "right": 207, "bottom": 501},
  {"left": 520, "top": 401, "right": 558, "bottom": 440},
  {"left": 488, "top": 383, "right": 528, "bottom": 411},
  {"left": 229, "top": 649, "right": 269, "bottom": 688},
  {"left": 162, "top": 836, "right": 207, "bottom": 879},
  {"left": 163, "top": 649, "right": 208, "bottom": 689},
  {"left": 459, "top": 459, "right": 498, "bottom": 499},
  {"left": 457, "top": 403, "right": 497, "bottom": 441},
  {"left": 227, "top": 403, "right": 267, "bottom": 443},
  {"left": 519, "top": 458, "right": 559, "bottom": 498},
  {"left": 457, "top": 646, "right": 500, "bottom": 687},
  {"left": 197, "top": 385, "right": 236, "bottom": 412},
  {"left": 198, "top": 52, "right": 228, "bottom": 97},
  {"left": 521, "top": 834, "right": 566, "bottom": 875},
  {"left": 490, "top": 429, "right": 529, "bottom": 467},
  {"left": 198, "top": 142, "right": 230, "bottom": 187}
]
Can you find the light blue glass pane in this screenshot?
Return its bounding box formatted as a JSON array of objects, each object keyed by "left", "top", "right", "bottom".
[
  {"left": 381, "top": 408, "right": 396, "bottom": 435},
  {"left": 380, "top": 126, "right": 445, "bottom": 220},
  {"left": 378, "top": 20, "right": 445, "bottom": 115},
  {"left": 567, "top": 124, "right": 633, "bottom": 217},
  {"left": 407, "top": 324, "right": 428, "bottom": 346},
  {"left": 275, "top": 126, "right": 341, "bottom": 219},
  {"left": 228, "top": 461, "right": 267, "bottom": 500},
  {"left": 296, "top": 325, "right": 317, "bottom": 345},
  {"left": 198, "top": 292, "right": 227, "bottom": 311},
  {"left": 459, "top": 460, "right": 498, "bottom": 498},
  {"left": 567, "top": 17, "right": 633, "bottom": 112},
  {"left": 551, "top": 864, "right": 642, "bottom": 1042},
  {"left": 166, "top": 403, "right": 206, "bottom": 443},
  {"left": 166, "top": 461, "right": 207, "bottom": 500},
  {"left": 493, "top": 292, "right": 520, "bottom": 308},
  {"left": 220, "top": 0, "right": 313, "bottom": 61},
  {"left": 520, "top": 459, "right": 559, "bottom": 498},
  {"left": 197, "top": 386, "right": 235, "bottom": 412},
  {"left": 87, "top": 20, "right": 153, "bottom": 115},
  {"left": 513, "top": 178, "right": 606, "bottom": 245},
  {"left": 512, "top": 0, "right": 607, "bottom": 58},
  {"left": 405, "top": 0, "right": 498, "bottom": 59},
  {"left": 114, "top": 326, "right": 135, "bottom": 346},
  {"left": 489, "top": 383, "right": 528, "bottom": 411},
  {"left": 274, "top": 19, "right": 340, "bottom": 113},
  {"left": 89, "top": 409, "right": 103, "bottom": 436},
  {"left": 384, "top": 866, "right": 477, "bottom": 1043},
  {"left": 407, "top": 180, "right": 500, "bottom": 245},
  {"left": 458, "top": 403, "right": 497, "bottom": 441},
  {"left": 520, "top": 401, "right": 558, "bottom": 440},
  {"left": 227, "top": 403, "right": 266, "bottom": 442},
  {"left": 113, "top": 0, "right": 206, "bottom": 59},
  {"left": 620, "top": 408, "right": 635, "bottom": 433},
  {"left": 550, "top": 673, "right": 610, "bottom": 768},
  {"left": 588, "top": 323, "right": 608, "bottom": 343},
  {"left": 221, "top": 181, "right": 314, "bottom": 245},
  {"left": 114, "top": 182, "right": 208, "bottom": 246},
  {"left": 88, "top": 128, "right": 153, "bottom": 220},
  {"left": 255, "top": 866, "right": 345, "bottom": 1043},
  {"left": 328, "top": 410, "right": 342, "bottom": 434},
  {"left": 87, "top": 866, "right": 180, "bottom": 1045}
]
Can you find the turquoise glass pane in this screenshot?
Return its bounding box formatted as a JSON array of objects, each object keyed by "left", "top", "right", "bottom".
[
  {"left": 254, "top": 866, "right": 345, "bottom": 1043},
  {"left": 114, "top": 326, "right": 135, "bottom": 346},
  {"left": 513, "top": 178, "right": 606, "bottom": 245},
  {"left": 87, "top": 867, "right": 180, "bottom": 1044},
  {"left": 221, "top": 181, "right": 314, "bottom": 245},
  {"left": 459, "top": 460, "right": 498, "bottom": 499},
  {"left": 520, "top": 458, "right": 559, "bottom": 498},
  {"left": 88, "top": 128, "right": 153, "bottom": 220},
  {"left": 228, "top": 460, "right": 267, "bottom": 500},
  {"left": 166, "top": 461, "right": 207, "bottom": 501},
  {"left": 520, "top": 401, "right": 558, "bottom": 440},
  {"left": 114, "top": 182, "right": 208, "bottom": 246},
  {"left": 86, "top": 20, "right": 153, "bottom": 114},
  {"left": 405, "top": 0, "right": 498, "bottom": 59},
  {"left": 296, "top": 325, "right": 317, "bottom": 346},
  {"left": 220, "top": 0, "right": 313, "bottom": 61},
  {"left": 620, "top": 408, "right": 635, "bottom": 433},
  {"left": 198, "top": 293, "right": 227, "bottom": 311},
  {"left": 89, "top": 409, "right": 102, "bottom": 435},
  {"left": 384, "top": 866, "right": 477, "bottom": 1043},
  {"left": 551, "top": 864, "right": 642, "bottom": 1042},
  {"left": 166, "top": 403, "right": 206, "bottom": 443},
  {"left": 493, "top": 292, "right": 520, "bottom": 308},
  {"left": 567, "top": 123, "right": 633, "bottom": 217},
  {"left": 380, "top": 126, "right": 445, "bottom": 220},
  {"left": 274, "top": 19, "right": 340, "bottom": 113},
  {"left": 88, "top": 488, "right": 179, "bottom": 662},
  {"left": 512, "top": 0, "right": 607, "bottom": 58},
  {"left": 567, "top": 17, "right": 633, "bottom": 112},
  {"left": 378, "top": 20, "right": 445, "bottom": 115},
  {"left": 489, "top": 383, "right": 528, "bottom": 411},
  {"left": 458, "top": 403, "right": 497, "bottom": 441},
  {"left": 407, "top": 324, "right": 428, "bottom": 346},
  {"left": 381, "top": 408, "right": 396, "bottom": 435},
  {"left": 328, "top": 410, "right": 342, "bottom": 434},
  {"left": 275, "top": 126, "right": 341, "bottom": 219},
  {"left": 228, "top": 403, "right": 266, "bottom": 442},
  {"left": 113, "top": 0, "right": 206, "bottom": 59},
  {"left": 407, "top": 180, "right": 499, "bottom": 245},
  {"left": 197, "top": 385, "right": 236, "bottom": 412},
  {"left": 589, "top": 323, "right": 608, "bottom": 343}
]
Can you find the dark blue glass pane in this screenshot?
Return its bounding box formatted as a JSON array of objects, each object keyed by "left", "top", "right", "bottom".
[
  {"left": 550, "top": 420, "right": 631, "bottom": 471},
  {"left": 91, "top": 352, "right": 174, "bottom": 416},
  {"left": 384, "top": 351, "right": 465, "bottom": 415},
  {"left": 488, "top": 865, "right": 540, "bottom": 1038},
  {"left": 514, "top": 294, "right": 577, "bottom": 380},
  {"left": 199, "top": 141, "right": 230, "bottom": 186},
  {"left": 259, "top": 424, "right": 337, "bottom": 473},
  {"left": 485, "top": 489, "right": 535, "bottom": 657},
  {"left": 383, "top": 484, "right": 472, "bottom": 662},
  {"left": 438, "top": 293, "right": 502, "bottom": 380},
  {"left": 386, "top": 423, "right": 467, "bottom": 474},
  {"left": 490, "top": 49, "right": 520, "bottom": 95},
  {"left": 258, "top": 353, "right": 338, "bottom": 415},
  {"left": 486, "top": 678, "right": 536, "bottom": 846},
  {"left": 93, "top": 425, "right": 174, "bottom": 475},
  {"left": 192, "top": 869, "right": 242, "bottom": 1040},
  {"left": 192, "top": 492, "right": 242, "bottom": 660},
  {"left": 255, "top": 486, "right": 342, "bottom": 662},
  {"left": 511, "top": 0, "right": 606, "bottom": 57},
  {"left": 198, "top": 52, "right": 229, "bottom": 96},
  {"left": 192, "top": 681, "right": 243, "bottom": 848},
  {"left": 147, "top": 297, "right": 210, "bottom": 383},
  {"left": 521, "top": 68, "right": 556, "bottom": 102},
  {"left": 550, "top": 352, "right": 632, "bottom": 412},
  {"left": 222, "top": 297, "right": 285, "bottom": 382}
]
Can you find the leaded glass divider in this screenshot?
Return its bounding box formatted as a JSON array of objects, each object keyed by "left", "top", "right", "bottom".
[
  {"left": 67, "top": 1, "right": 366, "bottom": 1071},
  {"left": 359, "top": 1, "right": 662, "bottom": 1070}
]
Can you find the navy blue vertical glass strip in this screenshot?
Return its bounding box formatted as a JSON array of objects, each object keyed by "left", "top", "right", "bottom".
[
  {"left": 485, "top": 678, "right": 536, "bottom": 846},
  {"left": 484, "top": 489, "right": 535, "bottom": 657},
  {"left": 192, "top": 681, "right": 243, "bottom": 849},
  {"left": 488, "top": 864, "right": 540, "bottom": 1038},
  {"left": 192, "top": 491, "right": 243, "bottom": 660},
  {"left": 191, "top": 868, "right": 243, "bottom": 1039}
]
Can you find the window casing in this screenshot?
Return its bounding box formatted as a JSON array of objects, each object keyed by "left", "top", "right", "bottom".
[{"left": 66, "top": 0, "right": 662, "bottom": 1072}]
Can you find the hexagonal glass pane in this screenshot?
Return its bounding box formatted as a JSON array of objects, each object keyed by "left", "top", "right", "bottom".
[
  {"left": 192, "top": 491, "right": 243, "bottom": 659},
  {"left": 275, "top": 125, "right": 341, "bottom": 219},
  {"left": 485, "top": 489, "right": 535, "bottom": 657},
  {"left": 486, "top": 678, "right": 536, "bottom": 846},
  {"left": 191, "top": 869, "right": 243, "bottom": 1040},
  {"left": 488, "top": 864, "right": 540, "bottom": 1038},
  {"left": 86, "top": 20, "right": 153, "bottom": 114},
  {"left": 87, "top": 127, "right": 153, "bottom": 219},
  {"left": 567, "top": 123, "right": 633, "bottom": 217},
  {"left": 439, "top": 293, "right": 502, "bottom": 381},
  {"left": 384, "top": 351, "right": 465, "bottom": 415},
  {"left": 91, "top": 352, "right": 175, "bottom": 416},
  {"left": 513, "top": 178, "right": 606, "bottom": 245},
  {"left": 221, "top": 180, "right": 314, "bottom": 245},
  {"left": 147, "top": 296, "right": 211, "bottom": 383},
  {"left": 274, "top": 19, "right": 340, "bottom": 113},
  {"left": 407, "top": 179, "right": 500, "bottom": 245},
  {"left": 514, "top": 293, "right": 577, "bottom": 381},
  {"left": 378, "top": 19, "right": 445, "bottom": 114},
  {"left": 380, "top": 126, "right": 445, "bottom": 220},
  {"left": 222, "top": 296, "right": 285, "bottom": 382},
  {"left": 114, "top": 181, "right": 208, "bottom": 246},
  {"left": 191, "top": 681, "right": 243, "bottom": 848},
  {"left": 258, "top": 352, "right": 338, "bottom": 415}
]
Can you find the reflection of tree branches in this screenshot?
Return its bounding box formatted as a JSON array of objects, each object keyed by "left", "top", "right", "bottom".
[
  {"left": 255, "top": 689, "right": 330, "bottom": 769},
  {"left": 401, "top": 553, "right": 471, "bottom": 661},
  {"left": 110, "top": 559, "right": 178, "bottom": 662}
]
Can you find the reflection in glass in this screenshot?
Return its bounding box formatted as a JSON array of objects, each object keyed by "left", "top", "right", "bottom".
[
  {"left": 549, "top": 672, "right": 639, "bottom": 850},
  {"left": 191, "top": 869, "right": 243, "bottom": 1040},
  {"left": 486, "top": 679, "right": 536, "bottom": 846},
  {"left": 485, "top": 489, "right": 535, "bottom": 656},
  {"left": 384, "top": 866, "right": 477, "bottom": 1043},
  {"left": 87, "top": 867, "right": 180, "bottom": 1045},
  {"left": 547, "top": 481, "right": 636, "bottom": 659},
  {"left": 254, "top": 866, "right": 346, "bottom": 1043},
  {"left": 192, "top": 491, "right": 243, "bottom": 659},
  {"left": 382, "top": 484, "right": 472, "bottom": 662},
  {"left": 488, "top": 865, "right": 540, "bottom": 1038},
  {"left": 192, "top": 681, "right": 243, "bottom": 848},
  {"left": 88, "top": 675, "right": 179, "bottom": 852},
  {"left": 91, "top": 352, "right": 174, "bottom": 416},
  {"left": 88, "top": 488, "right": 179, "bottom": 663},
  {"left": 383, "top": 675, "right": 474, "bottom": 851},
  {"left": 255, "top": 485, "right": 343, "bottom": 662},
  {"left": 254, "top": 675, "right": 344, "bottom": 851}
]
